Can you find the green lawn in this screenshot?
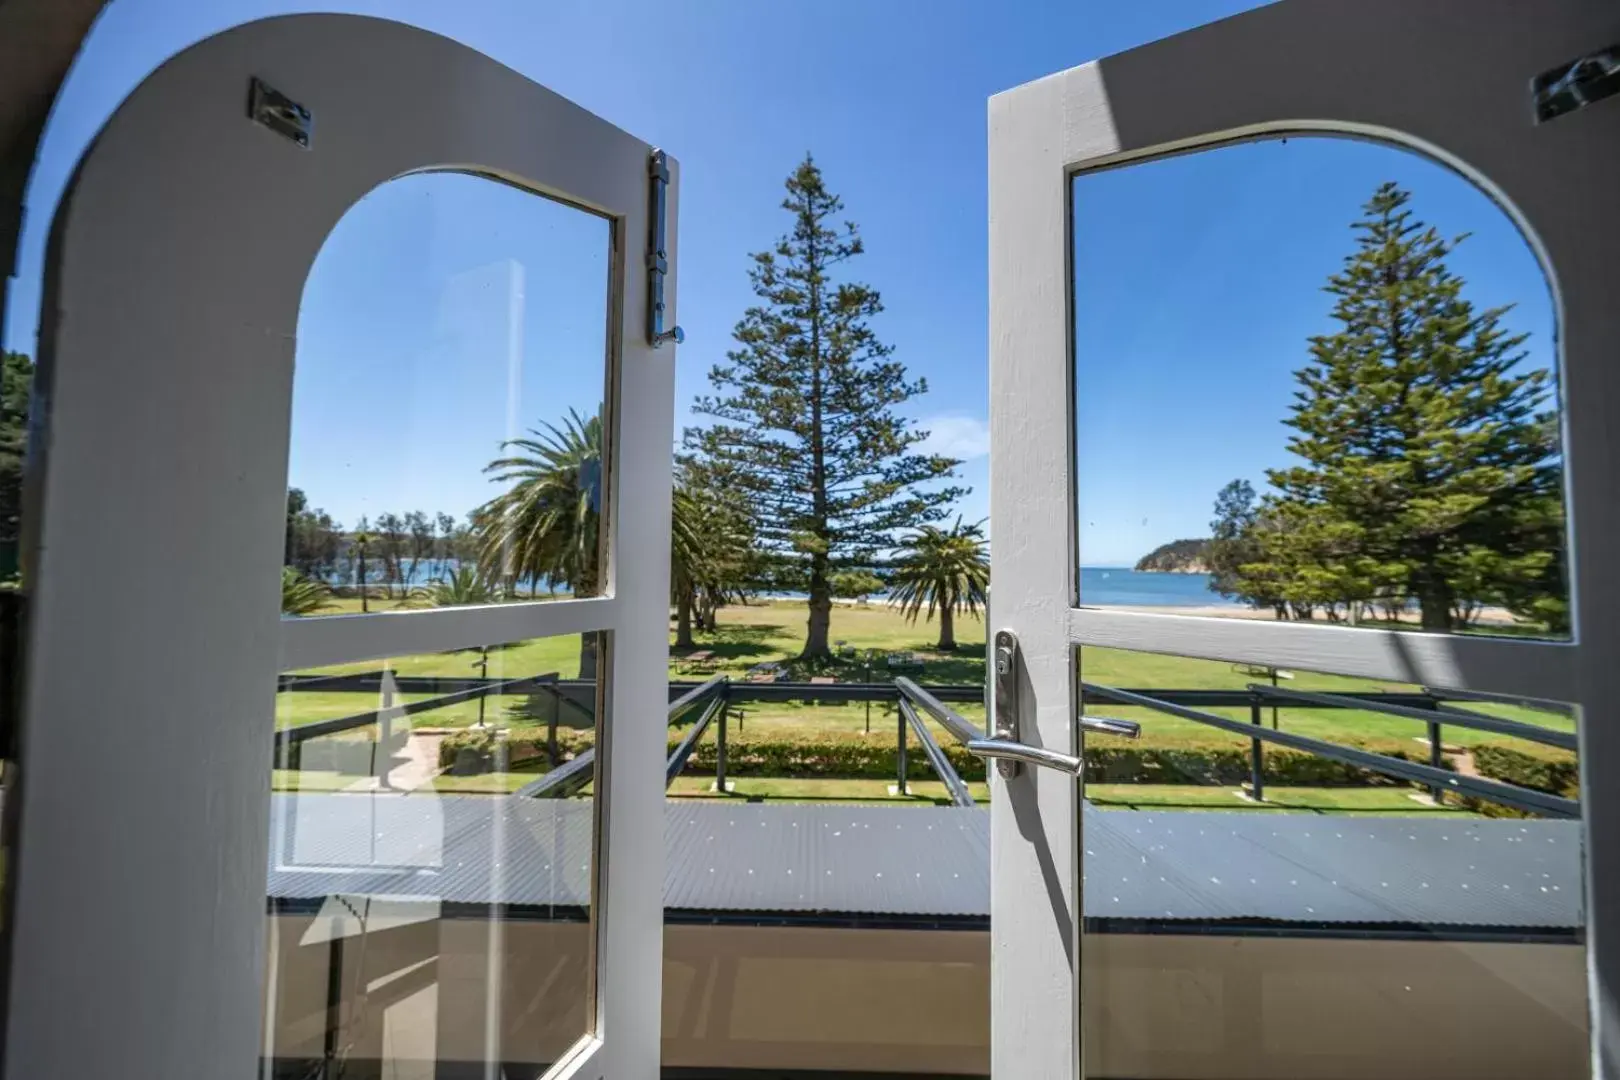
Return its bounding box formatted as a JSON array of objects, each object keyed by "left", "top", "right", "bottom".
[{"left": 664, "top": 776, "right": 1478, "bottom": 815}]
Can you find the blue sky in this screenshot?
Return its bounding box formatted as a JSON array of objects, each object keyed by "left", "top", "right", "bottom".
[{"left": 3, "top": 0, "right": 1554, "bottom": 565}]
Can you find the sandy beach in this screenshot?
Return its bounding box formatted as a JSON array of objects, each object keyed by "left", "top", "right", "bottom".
[{"left": 1102, "top": 603, "right": 1526, "bottom": 627}]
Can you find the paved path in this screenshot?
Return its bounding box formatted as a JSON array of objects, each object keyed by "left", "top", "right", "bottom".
[{"left": 344, "top": 732, "right": 444, "bottom": 793}]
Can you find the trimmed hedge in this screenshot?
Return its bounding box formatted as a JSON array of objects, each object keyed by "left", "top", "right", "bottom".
[
  {"left": 437, "top": 728, "right": 593, "bottom": 773},
  {"left": 674, "top": 733, "right": 1410, "bottom": 787},
  {"left": 1463, "top": 745, "right": 1580, "bottom": 819},
  {"left": 436, "top": 725, "right": 1435, "bottom": 788}
]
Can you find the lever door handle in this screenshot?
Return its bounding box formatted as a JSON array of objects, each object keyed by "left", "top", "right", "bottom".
[
  {"left": 967, "top": 717, "right": 1140, "bottom": 777},
  {"left": 967, "top": 738, "right": 1084, "bottom": 776},
  {"left": 989, "top": 628, "right": 1144, "bottom": 778}
]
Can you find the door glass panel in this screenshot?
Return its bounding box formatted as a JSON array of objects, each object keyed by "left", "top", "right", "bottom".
[
  {"left": 262, "top": 631, "right": 603, "bottom": 1077},
  {"left": 1072, "top": 138, "right": 1570, "bottom": 639},
  {"left": 661, "top": 616, "right": 993, "bottom": 1073},
  {"left": 286, "top": 173, "right": 611, "bottom": 615},
  {"left": 1077, "top": 643, "right": 1586, "bottom": 1077}
]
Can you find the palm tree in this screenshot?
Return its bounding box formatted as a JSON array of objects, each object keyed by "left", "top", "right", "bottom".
[
  {"left": 890, "top": 517, "right": 989, "bottom": 651},
  {"left": 475, "top": 408, "right": 602, "bottom": 675},
  {"left": 413, "top": 564, "right": 495, "bottom": 607},
  {"left": 670, "top": 469, "right": 753, "bottom": 649},
  {"left": 280, "top": 566, "right": 331, "bottom": 616},
  {"left": 671, "top": 482, "right": 705, "bottom": 649},
  {"left": 351, "top": 524, "right": 373, "bottom": 613}
]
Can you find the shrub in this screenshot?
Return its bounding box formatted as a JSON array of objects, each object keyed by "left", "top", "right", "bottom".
[
  {"left": 437, "top": 728, "right": 593, "bottom": 771},
  {"left": 669, "top": 731, "right": 1416, "bottom": 786},
  {"left": 1462, "top": 745, "right": 1579, "bottom": 818}
]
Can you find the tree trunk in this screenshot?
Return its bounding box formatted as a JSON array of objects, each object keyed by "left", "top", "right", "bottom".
[
  {"left": 675, "top": 591, "right": 695, "bottom": 649},
  {"left": 800, "top": 180, "right": 833, "bottom": 664},
  {"left": 803, "top": 556, "right": 832, "bottom": 659},
  {"left": 937, "top": 604, "right": 957, "bottom": 651},
  {"left": 1417, "top": 581, "right": 1452, "bottom": 631}
]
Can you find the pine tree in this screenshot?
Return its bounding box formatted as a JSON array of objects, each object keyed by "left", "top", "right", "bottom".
[
  {"left": 687, "top": 156, "right": 963, "bottom": 659},
  {"left": 1256, "top": 183, "right": 1563, "bottom": 631}
]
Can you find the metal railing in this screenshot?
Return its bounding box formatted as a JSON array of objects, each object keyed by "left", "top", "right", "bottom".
[
  {"left": 277, "top": 670, "right": 1577, "bottom": 817},
  {"left": 893, "top": 677, "right": 1577, "bottom": 819},
  {"left": 665, "top": 677, "right": 730, "bottom": 789},
  {"left": 274, "top": 672, "right": 561, "bottom": 763},
  {"left": 1085, "top": 683, "right": 1577, "bottom": 818}
]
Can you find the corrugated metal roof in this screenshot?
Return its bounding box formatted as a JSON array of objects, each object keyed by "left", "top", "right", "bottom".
[
  {"left": 662, "top": 803, "right": 990, "bottom": 916},
  {"left": 1083, "top": 808, "right": 1579, "bottom": 928},
  {"left": 264, "top": 794, "right": 1581, "bottom": 929}
]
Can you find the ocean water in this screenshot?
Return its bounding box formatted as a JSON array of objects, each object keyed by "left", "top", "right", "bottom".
[
  {"left": 313, "top": 560, "right": 1230, "bottom": 608},
  {"left": 1078, "top": 567, "right": 1239, "bottom": 608},
  {"left": 763, "top": 569, "right": 1239, "bottom": 607}
]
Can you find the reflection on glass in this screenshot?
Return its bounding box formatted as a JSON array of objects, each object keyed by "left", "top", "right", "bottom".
[
  {"left": 0, "top": 348, "right": 29, "bottom": 973},
  {"left": 1072, "top": 139, "right": 1568, "bottom": 638},
  {"left": 263, "top": 632, "right": 602, "bottom": 1076},
  {"left": 1078, "top": 644, "right": 1586, "bottom": 1077},
  {"left": 284, "top": 172, "right": 610, "bottom": 617}
]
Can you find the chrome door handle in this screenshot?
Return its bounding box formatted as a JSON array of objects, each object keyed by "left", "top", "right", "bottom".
[
  {"left": 967, "top": 719, "right": 1140, "bottom": 777},
  {"left": 988, "top": 628, "right": 1144, "bottom": 778},
  {"left": 968, "top": 738, "right": 1084, "bottom": 776}
]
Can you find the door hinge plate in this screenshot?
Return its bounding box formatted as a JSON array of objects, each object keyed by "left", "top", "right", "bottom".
[
  {"left": 249, "top": 77, "right": 312, "bottom": 148},
  {"left": 1532, "top": 45, "right": 1620, "bottom": 124}
]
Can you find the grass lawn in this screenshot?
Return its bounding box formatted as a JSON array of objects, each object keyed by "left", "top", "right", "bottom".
[{"left": 664, "top": 776, "right": 1479, "bottom": 815}]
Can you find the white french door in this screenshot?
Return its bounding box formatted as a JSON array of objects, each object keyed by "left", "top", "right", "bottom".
[
  {"left": 987, "top": 2, "right": 1620, "bottom": 1078},
  {"left": 3, "top": 15, "right": 675, "bottom": 1079}
]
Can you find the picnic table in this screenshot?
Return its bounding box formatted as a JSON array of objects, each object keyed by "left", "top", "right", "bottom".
[
  {"left": 744, "top": 661, "right": 781, "bottom": 684},
  {"left": 681, "top": 649, "right": 717, "bottom": 671},
  {"left": 885, "top": 652, "right": 926, "bottom": 675}
]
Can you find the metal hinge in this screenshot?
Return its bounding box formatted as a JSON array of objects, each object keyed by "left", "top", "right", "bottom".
[
  {"left": 248, "top": 77, "right": 313, "bottom": 149},
  {"left": 645, "top": 149, "right": 683, "bottom": 348},
  {"left": 1532, "top": 44, "right": 1620, "bottom": 124}
]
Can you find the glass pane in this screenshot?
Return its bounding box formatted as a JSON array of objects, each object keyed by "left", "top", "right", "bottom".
[
  {"left": 1078, "top": 643, "right": 1586, "bottom": 1077},
  {"left": 285, "top": 172, "right": 610, "bottom": 616},
  {"left": 660, "top": 602, "right": 994, "bottom": 1073},
  {"left": 1072, "top": 138, "right": 1570, "bottom": 639},
  {"left": 262, "top": 631, "right": 603, "bottom": 1076}
]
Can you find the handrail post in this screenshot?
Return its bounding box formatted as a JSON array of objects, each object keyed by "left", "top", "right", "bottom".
[
  {"left": 547, "top": 688, "right": 560, "bottom": 766},
  {"left": 1249, "top": 695, "right": 1264, "bottom": 803},
  {"left": 897, "top": 705, "right": 908, "bottom": 797},
  {"left": 716, "top": 703, "right": 729, "bottom": 794},
  {"left": 1428, "top": 709, "right": 1444, "bottom": 804}
]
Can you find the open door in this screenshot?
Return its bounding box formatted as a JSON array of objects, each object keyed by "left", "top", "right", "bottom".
[
  {"left": 3, "top": 15, "right": 676, "bottom": 1079},
  {"left": 985, "top": 2, "right": 1619, "bottom": 1077}
]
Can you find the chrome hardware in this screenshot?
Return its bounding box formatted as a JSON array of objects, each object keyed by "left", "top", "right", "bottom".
[
  {"left": 248, "top": 77, "right": 311, "bottom": 149},
  {"left": 1532, "top": 44, "right": 1620, "bottom": 123},
  {"left": 968, "top": 737, "right": 1083, "bottom": 776},
  {"left": 990, "top": 629, "right": 1021, "bottom": 778},
  {"left": 1080, "top": 714, "right": 1142, "bottom": 740},
  {"left": 646, "top": 150, "right": 684, "bottom": 347},
  {"left": 978, "top": 628, "right": 1141, "bottom": 778}
]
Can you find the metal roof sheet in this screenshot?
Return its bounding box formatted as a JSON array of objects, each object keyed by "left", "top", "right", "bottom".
[{"left": 264, "top": 794, "right": 1581, "bottom": 929}]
